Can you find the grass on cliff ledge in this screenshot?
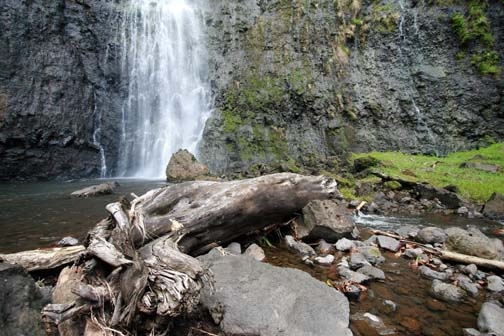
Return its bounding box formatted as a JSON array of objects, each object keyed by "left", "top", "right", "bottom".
[{"left": 351, "top": 143, "right": 504, "bottom": 204}]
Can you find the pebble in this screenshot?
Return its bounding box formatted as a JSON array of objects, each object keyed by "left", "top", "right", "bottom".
[
  {"left": 463, "top": 264, "right": 478, "bottom": 276},
  {"left": 285, "top": 235, "right": 316, "bottom": 257},
  {"left": 383, "top": 300, "right": 397, "bottom": 313},
  {"left": 419, "top": 266, "right": 449, "bottom": 281},
  {"left": 316, "top": 239, "right": 336, "bottom": 255},
  {"left": 226, "top": 242, "right": 242, "bottom": 255},
  {"left": 357, "top": 264, "right": 385, "bottom": 280},
  {"left": 244, "top": 243, "right": 265, "bottom": 261},
  {"left": 57, "top": 236, "right": 79, "bottom": 247},
  {"left": 456, "top": 275, "right": 479, "bottom": 297},
  {"left": 314, "top": 254, "right": 334, "bottom": 266},
  {"left": 335, "top": 238, "right": 355, "bottom": 252}
]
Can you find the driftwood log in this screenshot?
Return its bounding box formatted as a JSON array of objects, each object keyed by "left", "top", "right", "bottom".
[{"left": 8, "top": 173, "right": 337, "bottom": 335}]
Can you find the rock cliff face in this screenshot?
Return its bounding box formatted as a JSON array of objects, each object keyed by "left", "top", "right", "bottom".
[
  {"left": 0, "top": 0, "right": 502, "bottom": 180},
  {"left": 0, "top": 0, "right": 123, "bottom": 180},
  {"left": 199, "top": 0, "right": 504, "bottom": 174}
]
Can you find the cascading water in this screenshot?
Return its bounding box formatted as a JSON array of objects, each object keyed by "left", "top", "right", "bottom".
[
  {"left": 397, "top": 0, "right": 439, "bottom": 156},
  {"left": 118, "top": 0, "right": 211, "bottom": 178}
]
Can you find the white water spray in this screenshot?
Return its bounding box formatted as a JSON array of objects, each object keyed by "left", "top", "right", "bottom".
[{"left": 118, "top": 0, "right": 211, "bottom": 178}]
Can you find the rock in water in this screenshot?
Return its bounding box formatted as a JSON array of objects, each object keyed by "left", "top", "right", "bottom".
[
  {"left": 199, "top": 254, "right": 352, "bottom": 336},
  {"left": 301, "top": 200, "right": 358, "bottom": 243},
  {"left": 0, "top": 263, "right": 46, "bottom": 336},
  {"left": 478, "top": 302, "right": 504, "bottom": 334},
  {"left": 70, "top": 181, "right": 119, "bottom": 197},
  {"left": 482, "top": 192, "right": 504, "bottom": 220},
  {"left": 165, "top": 149, "right": 210, "bottom": 182}
]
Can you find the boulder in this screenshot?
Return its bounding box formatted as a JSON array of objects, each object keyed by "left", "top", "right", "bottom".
[
  {"left": 482, "top": 192, "right": 504, "bottom": 220},
  {"left": 70, "top": 181, "right": 118, "bottom": 197},
  {"left": 165, "top": 149, "right": 210, "bottom": 182},
  {"left": 0, "top": 263, "right": 46, "bottom": 336},
  {"left": 199, "top": 254, "right": 352, "bottom": 336},
  {"left": 301, "top": 200, "right": 359, "bottom": 243},
  {"left": 418, "top": 266, "right": 449, "bottom": 281},
  {"left": 353, "top": 156, "right": 380, "bottom": 173},
  {"left": 414, "top": 183, "right": 464, "bottom": 209},
  {"left": 335, "top": 238, "right": 356, "bottom": 252},
  {"left": 460, "top": 162, "right": 500, "bottom": 173},
  {"left": 445, "top": 227, "right": 499, "bottom": 259},
  {"left": 486, "top": 275, "right": 504, "bottom": 292},
  {"left": 416, "top": 226, "right": 447, "bottom": 244},
  {"left": 357, "top": 265, "right": 385, "bottom": 281},
  {"left": 478, "top": 302, "right": 504, "bottom": 335}
]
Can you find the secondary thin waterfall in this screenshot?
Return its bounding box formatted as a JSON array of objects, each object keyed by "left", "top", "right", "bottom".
[{"left": 118, "top": 0, "right": 211, "bottom": 178}]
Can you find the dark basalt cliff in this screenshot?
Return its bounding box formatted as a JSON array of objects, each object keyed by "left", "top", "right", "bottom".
[
  {"left": 0, "top": 0, "right": 123, "bottom": 180},
  {"left": 0, "top": 0, "right": 502, "bottom": 180},
  {"left": 199, "top": 0, "right": 504, "bottom": 174}
]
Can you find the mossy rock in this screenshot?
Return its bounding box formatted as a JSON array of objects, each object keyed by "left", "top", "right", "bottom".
[
  {"left": 353, "top": 156, "right": 381, "bottom": 173},
  {"left": 384, "top": 180, "right": 402, "bottom": 190}
]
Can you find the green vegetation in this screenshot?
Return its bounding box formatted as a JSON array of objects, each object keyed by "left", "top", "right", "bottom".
[
  {"left": 351, "top": 143, "right": 504, "bottom": 203},
  {"left": 450, "top": 0, "right": 500, "bottom": 75}
]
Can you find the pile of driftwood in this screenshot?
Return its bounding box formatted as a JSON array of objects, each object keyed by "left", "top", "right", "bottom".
[{"left": 1, "top": 173, "right": 339, "bottom": 335}]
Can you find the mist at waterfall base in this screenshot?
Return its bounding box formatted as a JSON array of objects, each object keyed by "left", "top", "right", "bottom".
[{"left": 116, "top": 0, "right": 211, "bottom": 178}]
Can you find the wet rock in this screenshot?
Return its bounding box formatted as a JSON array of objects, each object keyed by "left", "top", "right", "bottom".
[
  {"left": 357, "top": 265, "right": 386, "bottom": 281},
  {"left": 426, "top": 298, "right": 447, "bottom": 312},
  {"left": 414, "top": 184, "right": 464, "bottom": 209},
  {"left": 457, "top": 206, "right": 470, "bottom": 215},
  {"left": 462, "top": 328, "right": 481, "bottom": 336},
  {"left": 0, "top": 263, "right": 46, "bottom": 336},
  {"left": 419, "top": 266, "right": 449, "bottom": 281},
  {"left": 376, "top": 235, "right": 401, "bottom": 252},
  {"left": 350, "top": 253, "right": 372, "bottom": 270},
  {"left": 315, "top": 254, "right": 335, "bottom": 266},
  {"left": 482, "top": 192, "right": 504, "bottom": 220},
  {"left": 301, "top": 200, "right": 359, "bottom": 243},
  {"left": 337, "top": 259, "right": 371, "bottom": 284},
  {"left": 58, "top": 236, "right": 79, "bottom": 247},
  {"left": 244, "top": 243, "right": 265, "bottom": 261},
  {"left": 335, "top": 238, "right": 356, "bottom": 252},
  {"left": 284, "top": 235, "right": 316, "bottom": 257},
  {"left": 416, "top": 226, "right": 447, "bottom": 244},
  {"left": 200, "top": 255, "right": 352, "bottom": 336},
  {"left": 70, "top": 181, "right": 119, "bottom": 197},
  {"left": 400, "top": 316, "right": 422, "bottom": 334},
  {"left": 477, "top": 302, "right": 504, "bottom": 335},
  {"left": 486, "top": 275, "right": 504, "bottom": 292},
  {"left": 456, "top": 275, "right": 479, "bottom": 297},
  {"left": 165, "top": 149, "right": 210, "bottom": 182},
  {"left": 445, "top": 227, "right": 498, "bottom": 259},
  {"left": 359, "top": 246, "right": 385, "bottom": 265},
  {"left": 351, "top": 312, "right": 397, "bottom": 336},
  {"left": 317, "top": 239, "right": 336, "bottom": 255},
  {"left": 226, "top": 242, "right": 242, "bottom": 255},
  {"left": 382, "top": 300, "right": 397, "bottom": 314},
  {"left": 430, "top": 279, "right": 466, "bottom": 302},
  {"left": 460, "top": 162, "right": 500, "bottom": 173}
]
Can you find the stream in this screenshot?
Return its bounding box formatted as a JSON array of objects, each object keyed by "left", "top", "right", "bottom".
[{"left": 0, "top": 181, "right": 503, "bottom": 335}]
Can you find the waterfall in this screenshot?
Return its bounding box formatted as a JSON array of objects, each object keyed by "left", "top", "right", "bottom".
[
  {"left": 118, "top": 0, "right": 211, "bottom": 178},
  {"left": 92, "top": 91, "right": 107, "bottom": 178},
  {"left": 397, "top": 0, "right": 438, "bottom": 156}
]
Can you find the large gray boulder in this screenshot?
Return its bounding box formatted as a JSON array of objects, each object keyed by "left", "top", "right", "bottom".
[
  {"left": 0, "top": 263, "right": 46, "bottom": 336},
  {"left": 414, "top": 184, "right": 464, "bottom": 209},
  {"left": 199, "top": 253, "right": 352, "bottom": 336},
  {"left": 477, "top": 302, "right": 504, "bottom": 335},
  {"left": 70, "top": 181, "right": 118, "bottom": 197},
  {"left": 482, "top": 192, "right": 504, "bottom": 220},
  {"left": 165, "top": 149, "right": 210, "bottom": 182},
  {"left": 445, "top": 227, "right": 499, "bottom": 259},
  {"left": 301, "top": 200, "right": 358, "bottom": 243}
]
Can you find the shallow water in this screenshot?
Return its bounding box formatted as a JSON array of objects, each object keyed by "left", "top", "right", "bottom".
[
  {"left": 264, "top": 240, "right": 484, "bottom": 336},
  {"left": 0, "top": 179, "right": 167, "bottom": 253}
]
